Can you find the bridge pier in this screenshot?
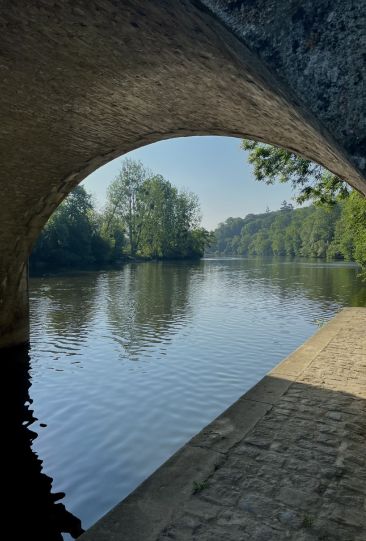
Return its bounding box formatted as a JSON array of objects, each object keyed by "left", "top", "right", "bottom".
[{"left": 0, "top": 263, "right": 29, "bottom": 349}]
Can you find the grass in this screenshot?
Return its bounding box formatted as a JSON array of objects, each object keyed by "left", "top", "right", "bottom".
[
  {"left": 302, "top": 515, "right": 314, "bottom": 528},
  {"left": 313, "top": 318, "right": 326, "bottom": 328},
  {"left": 192, "top": 480, "right": 209, "bottom": 494}
]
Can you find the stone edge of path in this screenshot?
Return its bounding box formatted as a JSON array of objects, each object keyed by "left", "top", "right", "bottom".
[{"left": 79, "top": 307, "right": 365, "bottom": 541}]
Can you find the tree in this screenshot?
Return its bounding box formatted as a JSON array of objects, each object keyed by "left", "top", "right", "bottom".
[
  {"left": 30, "top": 186, "right": 111, "bottom": 270},
  {"left": 205, "top": 202, "right": 365, "bottom": 266},
  {"left": 138, "top": 174, "right": 178, "bottom": 258},
  {"left": 270, "top": 210, "right": 293, "bottom": 255},
  {"left": 105, "top": 161, "right": 208, "bottom": 260},
  {"left": 241, "top": 140, "right": 350, "bottom": 205},
  {"left": 240, "top": 139, "right": 365, "bottom": 272},
  {"left": 106, "top": 159, "right": 149, "bottom": 256},
  {"left": 187, "top": 228, "right": 215, "bottom": 258},
  {"left": 280, "top": 200, "right": 294, "bottom": 212},
  {"left": 330, "top": 192, "right": 366, "bottom": 269},
  {"left": 171, "top": 189, "right": 201, "bottom": 257}
]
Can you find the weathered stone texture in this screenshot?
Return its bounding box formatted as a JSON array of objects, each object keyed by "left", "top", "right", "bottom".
[
  {"left": 202, "top": 0, "right": 366, "bottom": 174},
  {"left": 81, "top": 308, "right": 366, "bottom": 541},
  {"left": 0, "top": 1, "right": 365, "bottom": 346}
]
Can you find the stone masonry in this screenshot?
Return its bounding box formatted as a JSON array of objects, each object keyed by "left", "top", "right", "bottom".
[
  {"left": 0, "top": 1, "right": 366, "bottom": 347},
  {"left": 81, "top": 308, "right": 366, "bottom": 541}
]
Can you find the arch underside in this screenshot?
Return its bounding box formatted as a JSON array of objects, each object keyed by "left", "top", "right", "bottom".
[{"left": 0, "top": 0, "right": 365, "bottom": 347}]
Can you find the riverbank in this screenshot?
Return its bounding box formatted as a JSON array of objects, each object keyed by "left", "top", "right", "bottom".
[
  {"left": 80, "top": 308, "right": 366, "bottom": 541},
  {"left": 29, "top": 255, "right": 202, "bottom": 278},
  {"left": 29, "top": 254, "right": 363, "bottom": 278}
]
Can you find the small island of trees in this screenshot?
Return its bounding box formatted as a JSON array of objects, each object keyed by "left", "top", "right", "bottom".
[{"left": 30, "top": 159, "right": 212, "bottom": 273}]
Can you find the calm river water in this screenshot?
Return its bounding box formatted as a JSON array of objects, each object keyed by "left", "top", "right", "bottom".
[{"left": 8, "top": 258, "right": 366, "bottom": 539}]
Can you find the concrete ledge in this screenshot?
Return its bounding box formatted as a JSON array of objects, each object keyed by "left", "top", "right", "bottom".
[
  {"left": 79, "top": 308, "right": 365, "bottom": 540},
  {"left": 80, "top": 445, "right": 221, "bottom": 541}
]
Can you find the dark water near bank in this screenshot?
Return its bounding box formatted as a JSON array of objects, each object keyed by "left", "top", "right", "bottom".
[{"left": 7, "top": 258, "right": 366, "bottom": 539}]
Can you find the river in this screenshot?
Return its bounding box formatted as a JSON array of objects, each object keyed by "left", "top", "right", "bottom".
[{"left": 8, "top": 257, "right": 366, "bottom": 539}]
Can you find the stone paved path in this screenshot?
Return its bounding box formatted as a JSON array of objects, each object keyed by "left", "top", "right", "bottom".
[{"left": 81, "top": 308, "right": 366, "bottom": 541}]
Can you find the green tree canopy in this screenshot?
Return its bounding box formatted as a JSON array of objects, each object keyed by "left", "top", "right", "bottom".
[
  {"left": 241, "top": 140, "right": 350, "bottom": 205},
  {"left": 106, "top": 160, "right": 209, "bottom": 259},
  {"left": 31, "top": 160, "right": 212, "bottom": 272},
  {"left": 206, "top": 204, "right": 342, "bottom": 260},
  {"left": 106, "top": 159, "right": 149, "bottom": 256},
  {"left": 216, "top": 139, "right": 366, "bottom": 268},
  {"left": 31, "top": 186, "right": 111, "bottom": 270}
]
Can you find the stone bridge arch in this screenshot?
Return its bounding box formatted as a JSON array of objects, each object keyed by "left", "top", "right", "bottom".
[{"left": 0, "top": 0, "right": 365, "bottom": 348}]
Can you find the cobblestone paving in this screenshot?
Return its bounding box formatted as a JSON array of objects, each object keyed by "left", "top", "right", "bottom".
[{"left": 157, "top": 310, "right": 366, "bottom": 541}]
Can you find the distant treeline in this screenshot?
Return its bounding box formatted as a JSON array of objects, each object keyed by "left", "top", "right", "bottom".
[
  {"left": 30, "top": 159, "right": 211, "bottom": 274},
  {"left": 205, "top": 195, "right": 366, "bottom": 270},
  {"left": 30, "top": 156, "right": 366, "bottom": 274}
]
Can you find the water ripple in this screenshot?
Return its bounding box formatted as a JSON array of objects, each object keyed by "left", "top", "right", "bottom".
[{"left": 27, "top": 258, "right": 366, "bottom": 534}]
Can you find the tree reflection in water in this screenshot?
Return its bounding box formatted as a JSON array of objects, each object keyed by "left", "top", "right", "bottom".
[{"left": 106, "top": 262, "right": 196, "bottom": 359}]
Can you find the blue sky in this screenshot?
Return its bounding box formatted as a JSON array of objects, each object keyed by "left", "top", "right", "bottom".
[{"left": 82, "top": 136, "right": 297, "bottom": 230}]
